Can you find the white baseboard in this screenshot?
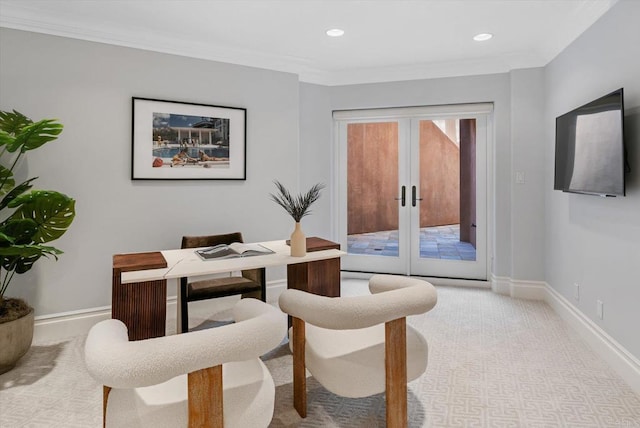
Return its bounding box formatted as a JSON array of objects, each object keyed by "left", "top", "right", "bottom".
[
  {"left": 34, "top": 280, "right": 287, "bottom": 342},
  {"left": 544, "top": 283, "right": 640, "bottom": 396},
  {"left": 266, "top": 280, "right": 286, "bottom": 304},
  {"left": 33, "top": 306, "right": 112, "bottom": 343},
  {"left": 491, "top": 274, "right": 546, "bottom": 299},
  {"left": 342, "top": 271, "right": 491, "bottom": 288},
  {"left": 491, "top": 275, "right": 639, "bottom": 394}
]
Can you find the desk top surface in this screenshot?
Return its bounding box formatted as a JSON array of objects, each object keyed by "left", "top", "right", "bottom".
[{"left": 119, "top": 239, "right": 345, "bottom": 284}]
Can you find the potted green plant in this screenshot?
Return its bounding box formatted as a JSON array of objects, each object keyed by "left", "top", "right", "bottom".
[
  {"left": 270, "top": 180, "right": 324, "bottom": 257},
  {"left": 0, "top": 110, "right": 76, "bottom": 374}
]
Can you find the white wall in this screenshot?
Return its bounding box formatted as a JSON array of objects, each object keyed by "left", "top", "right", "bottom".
[
  {"left": 544, "top": 0, "right": 640, "bottom": 359},
  {"left": 298, "top": 82, "right": 334, "bottom": 239},
  {"left": 510, "top": 69, "right": 546, "bottom": 281},
  {"left": 0, "top": 29, "right": 300, "bottom": 316}
]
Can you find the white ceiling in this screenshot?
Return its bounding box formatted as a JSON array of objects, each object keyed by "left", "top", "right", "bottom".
[{"left": 0, "top": 0, "right": 618, "bottom": 85}]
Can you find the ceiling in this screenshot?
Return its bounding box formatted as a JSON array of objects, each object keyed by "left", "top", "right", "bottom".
[{"left": 0, "top": 0, "right": 618, "bottom": 86}]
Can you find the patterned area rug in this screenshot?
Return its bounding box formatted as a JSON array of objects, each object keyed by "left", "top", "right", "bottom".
[{"left": 1, "top": 280, "right": 639, "bottom": 427}]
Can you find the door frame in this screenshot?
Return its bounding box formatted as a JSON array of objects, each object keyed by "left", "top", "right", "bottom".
[{"left": 333, "top": 103, "right": 494, "bottom": 281}]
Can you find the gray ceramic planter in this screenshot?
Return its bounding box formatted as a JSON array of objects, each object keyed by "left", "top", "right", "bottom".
[{"left": 0, "top": 308, "right": 34, "bottom": 375}]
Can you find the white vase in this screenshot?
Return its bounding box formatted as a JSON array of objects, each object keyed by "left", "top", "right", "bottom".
[{"left": 290, "top": 222, "right": 307, "bottom": 257}]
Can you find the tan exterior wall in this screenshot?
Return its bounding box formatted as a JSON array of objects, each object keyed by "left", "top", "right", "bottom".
[
  {"left": 347, "top": 121, "right": 461, "bottom": 235},
  {"left": 419, "top": 121, "right": 460, "bottom": 227},
  {"left": 347, "top": 122, "right": 399, "bottom": 235}
]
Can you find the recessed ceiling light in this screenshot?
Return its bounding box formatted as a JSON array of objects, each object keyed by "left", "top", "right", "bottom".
[
  {"left": 326, "top": 28, "right": 345, "bottom": 37},
  {"left": 473, "top": 33, "right": 493, "bottom": 42}
]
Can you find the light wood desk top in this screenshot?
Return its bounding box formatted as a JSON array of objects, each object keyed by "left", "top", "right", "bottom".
[{"left": 120, "top": 240, "right": 346, "bottom": 284}]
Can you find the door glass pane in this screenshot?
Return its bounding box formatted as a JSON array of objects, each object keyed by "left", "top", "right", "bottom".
[
  {"left": 418, "top": 119, "right": 476, "bottom": 261},
  {"left": 346, "top": 122, "right": 399, "bottom": 257}
]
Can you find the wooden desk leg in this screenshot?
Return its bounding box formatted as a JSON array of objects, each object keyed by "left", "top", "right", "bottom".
[
  {"left": 287, "top": 258, "right": 341, "bottom": 297},
  {"left": 102, "top": 385, "right": 111, "bottom": 428},
  {"left": 385, "top": 317, "right": 407, "bottom": 428},
  {"left": 292, "top": 317, "right": 307, "bottom": 418},
  {"left": 112, "top": 271, "right": 167, "bottom": 341}
]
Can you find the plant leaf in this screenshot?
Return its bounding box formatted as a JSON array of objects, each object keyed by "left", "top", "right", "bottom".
[
  {"left": 0, "top": 110, "right": 32, "bottom": 135},
  {"left": 0, "top": 218, "right": 39, "bottom": 245},
  {"left": 8, "top": 190, "right": 75, "bottom": 243},
  {"left": 0, "top": 129, "right": 15, "bottom": 148},
  {"left": 0, "top": 177, "right": 36, "bottom": 208},
  {"left": 0, "top": 232, "right": 16, "bottom": 245},
  {"left": 8, "top": 119, "right": 63, "bottom": 153},
  {"left": 269, "top": 180, "right": 324, "bottom": 222},
  {"left": 0, "top": 165, "right": 16, "bottom": 197},
  {"left": 0, "top": 244, "right": 62, "bottom": 274}
]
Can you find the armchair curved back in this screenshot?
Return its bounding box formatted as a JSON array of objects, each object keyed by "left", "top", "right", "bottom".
[
  {"left": 279, "top": 274, "right": 437, "bottom": 330},
  {"left": 85, "top": 299, "right": 286, "bottom": 428}
]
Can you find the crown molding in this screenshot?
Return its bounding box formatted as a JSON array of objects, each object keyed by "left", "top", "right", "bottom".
[
  {"left": 0, "top": 2, "right": 547, "bottom": 86},
  {"left": 305, "top": 51, "right": 545, "bottom": 86}
]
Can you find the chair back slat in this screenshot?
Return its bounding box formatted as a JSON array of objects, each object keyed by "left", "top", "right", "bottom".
[{"left": 182, "top": 232, "right": 243, "bottom": 249}]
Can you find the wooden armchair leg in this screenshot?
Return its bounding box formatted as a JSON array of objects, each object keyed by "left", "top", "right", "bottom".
[
  {"left": 292, "top": 316, "right": 307, "bottom": 418},
  {"left": 188, "top": 365, "right": 223, "bottom": 428},
  {"left": 103, "top": 385, "right": 111, "bottom": 428},
  {"left": 385, "top": 317, "right": 407, "bottom": 428}
]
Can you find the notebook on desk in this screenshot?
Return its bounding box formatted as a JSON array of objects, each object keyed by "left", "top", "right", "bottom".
[{"left": 195, "top": 242, "right": 274, "bottom": 260}]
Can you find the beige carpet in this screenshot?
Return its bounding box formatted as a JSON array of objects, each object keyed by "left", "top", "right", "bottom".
[{"left": 1, "top": 279, "right": 639, "bottom": 427}]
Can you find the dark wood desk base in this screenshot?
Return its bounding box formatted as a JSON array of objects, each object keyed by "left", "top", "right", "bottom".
[
  {"left": 112, "top": 252, "right": 167, "bottom": 341},
  {"left": 287, "top": 237, "right": 341, "bottom": 297}
]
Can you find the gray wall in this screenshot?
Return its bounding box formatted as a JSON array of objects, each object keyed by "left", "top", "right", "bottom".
[
  {"left": 0, "top": 29, "right": 301, "bottom": 315},
  {"left": 544, "top": 0, "right": 640, "bottom": 359},
  {"left": 299, "top": 82, "right": 334, "bottom": 239},
  {"left": 510, "top": 68, "right": 546, "bottom": 281}
]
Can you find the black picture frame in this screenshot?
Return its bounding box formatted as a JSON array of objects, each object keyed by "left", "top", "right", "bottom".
[{"left": 132, "top": 97, "right": 247, "bottom": 180}]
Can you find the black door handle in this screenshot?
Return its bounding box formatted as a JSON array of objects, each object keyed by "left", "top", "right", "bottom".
[
  {"left": 395, "top": 185, "right": 406, "bottom": 207},
  {"left": 412, "top": 186, "right": 423, "bottom": 207}
]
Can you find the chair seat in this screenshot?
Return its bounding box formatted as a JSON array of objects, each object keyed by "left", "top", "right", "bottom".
[
  {"left": 188, "top": 276, "right": 261, "bottom": 301},
  {"left": 105, "top": 358, "right": 275, "bottom": 428},
  {"left": 294, "top": 323, "right": 428, "bottom": 398}
]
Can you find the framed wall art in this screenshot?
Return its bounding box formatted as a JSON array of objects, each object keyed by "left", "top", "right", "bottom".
[{"left": 132, "top": 97, "right": 246, "bottom": 180}]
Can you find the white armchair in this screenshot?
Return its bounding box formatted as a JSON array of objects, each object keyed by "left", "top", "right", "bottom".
[
  {"left": 278, "top": 274, "right": 437, "bottom": 427},
  {"left": 84, "top": 298, "right": 286, "bottom": 428}
]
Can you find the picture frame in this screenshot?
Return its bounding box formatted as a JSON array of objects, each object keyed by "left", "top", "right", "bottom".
[{"left": 132, "top": 97, "right": 247, "bottom": 180}]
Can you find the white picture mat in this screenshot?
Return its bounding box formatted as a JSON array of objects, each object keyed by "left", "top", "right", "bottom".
[{"left": 132, "top": 98, "right": 246, "bottom": 179}]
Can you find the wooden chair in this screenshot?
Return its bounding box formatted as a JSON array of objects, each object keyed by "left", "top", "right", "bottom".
[
  {"left": 180, "top": 232, "right": 266, "bottom": 333},
  {"left": 85, "top": 298, "right": 286, "bottom": 428},
  {"left": 278, "top": 274, "right": 438, "bottom": 428}
]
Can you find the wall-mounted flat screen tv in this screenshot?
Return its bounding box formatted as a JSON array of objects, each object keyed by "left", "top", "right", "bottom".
[{"left": 554, "top": 88, "right": 626, "bottom": 197}]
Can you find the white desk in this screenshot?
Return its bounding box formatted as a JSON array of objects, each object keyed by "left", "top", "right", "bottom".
[
  {"left": 112, "top": 238, "right": 345, "bottom": 340},
  {"left": 121, "top": 240, "right": 344, "bottom": 284}
]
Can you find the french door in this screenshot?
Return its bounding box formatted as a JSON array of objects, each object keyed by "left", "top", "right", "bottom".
[{"left": 334, "top": 104, "right": 492, "bottom": 280}]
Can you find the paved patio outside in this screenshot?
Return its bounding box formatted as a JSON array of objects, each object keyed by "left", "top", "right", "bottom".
[{"left": 347, "top": 224, "right": 476, "bottom": 260}]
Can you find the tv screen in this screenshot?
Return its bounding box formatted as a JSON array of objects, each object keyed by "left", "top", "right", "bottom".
[{"left": 554, "top": 88, "right": 625, "bottom": 197}]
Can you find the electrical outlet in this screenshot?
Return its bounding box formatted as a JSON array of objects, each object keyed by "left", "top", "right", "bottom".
[
  {"left": 515, "top": 171, "right": 526, "bottom": 184},
  {"left": 597, "top": 300, "right": 604, "bottom": 319},
  {"left": 574, "top": 283, "right": 580, "bottom": 301}
]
